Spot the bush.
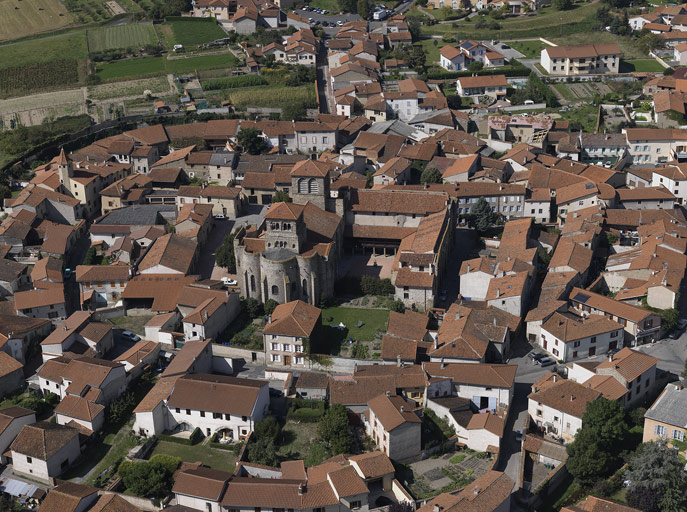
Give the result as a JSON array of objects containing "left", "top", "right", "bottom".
[
  {"left": 360, "top": 276, "right": 395, "bottom": 296},
  {"left": 189, "top": 427, "right": 204, "bottom": 445},
  {"left": 202, "top": 74, "right": 268, "bottom": 90},
  {"left": 148, "top": 454, "right": 181, "bottom": 475}
]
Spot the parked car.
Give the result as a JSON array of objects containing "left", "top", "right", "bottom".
[
  {"left": 322, "top": 21, "right": 329, "bottom": 26},
  {"left": 222, "top": 277, "right": 238, "bottom": 287},
  {"left": 63, "top": 268, "right": 72, "bottom": 279},
  {"left": 122, "top": 331, "right": 141, "bottom": 342},
  {"left": 528, "top": 351, "right": 545, "bottom": 362},
  {"left": 669, "top": 327, "right": 684, "bottom": 340},
  {"left": 515, "top": 429, "right": 523, "bottom": 442},
  {"left": 337, "top": 20, "right": 344, "bottom": 25},
  {"left": 214, "top": 213, "right": 226, "bottom": 219},
  {"left": 439, "top": 289, "right": 447, "bottom": 301},
  {"left": 322, "top": 9, "right": 329, "bottom": 13},
  {"left": 538, "top": 357, "right": 556, "bottom": 367}
]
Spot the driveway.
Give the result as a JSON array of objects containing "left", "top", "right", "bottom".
[
  {"left": 196, "top": 218, "right": 236, "bottom": 280},
  {"left": 488, "top": 42, "right": 525, "bottom": 61},
  {"left": 294, "top": 8, "right": 361, "bottom": 26}
]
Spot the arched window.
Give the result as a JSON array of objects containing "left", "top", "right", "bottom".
[
  {"left": 302, "top": 279, "right": 308, "bottom": 299},
  {"left": 298, "top": 178, "right": 307, "bottom": 193},
  {"left": 250, "top": 275, "right": 256, "bottom": 292},
  {"left": 271, "top": 285, "right": 279, "bottom": 295},
  {"left": 308, "top": 178, "right": 319, "bottom": 194}
]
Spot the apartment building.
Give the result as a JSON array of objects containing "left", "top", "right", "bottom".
[{"left": 540, "top": 43, "right": 620, "bottom": 76}]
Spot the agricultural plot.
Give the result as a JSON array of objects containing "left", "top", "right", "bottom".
[
  {"left": 0, "top": 88, "right": 86, "bottom": 128},
  {"left": 552, "top": 81, "right": 613, "bottom": 102},
  {"left": 0, "top": 60, "right": 81, "bottom": 99},
  {"left": 96, "top": 53, "right": 240, "bottom": 80},
  {"left": 167, "top": 18, "right": 228, "bottom": 47},
  {"left": 0, "top": 0, "right": 72, "bottom": 42},
  {"left": 87, "top": 22, "right": 157, "bottom": 52},
  {"left": 87, "top": 75, "right": 172, "bottom": 100},
  {"left": 63, "top": 0, "right": 113, "bottom": 23},
  {"left": 0, "top": 32, "right": 87, "bottom": 69},
  {"left": 621, "top": 59, "right": 667, "bottom": 73},
  {"left": 227, "top": 85, "right": 317, "bottom": 110}
]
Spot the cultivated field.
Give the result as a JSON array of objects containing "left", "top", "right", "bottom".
[
  {"left": 87, "top": 75, "right": 173, "bottom": 100},
  {"left": 96, "top": 53, "right": 241, "bottom": 80},
  {"left": 552, "top": 81, "right": 613, "bottom": 101},
  {"left": 87, "top": 22, "right": 157, "bottom": 52},
  {"left": 0, "top": 0, "right": 72, "bottom": 41},
  {"left": 0, "top": 88, "right": 86, "bottom": 127},
  {"left": 0, "top": 32, "right": 87, "bottom": 69}
]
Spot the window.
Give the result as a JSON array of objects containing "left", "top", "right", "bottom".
[
  {"left": 536, "top": 409, "right": 542, "bottom": 417},
  {"left": 611, "top": 331, "right": 618, "bottom": 338},
  {"left": 350, "top": 501, "right": 362, "bottom": 509},
  {"left": 283, "top": 344, "right": 291, "bottom": 352},
  {"left": 186, "top": 409, "right": 191, "bottom": 415},
  {"left": 26, "top": 456, "right": 32, "bottom": 463},
  {"left": 242, "top": 416, "right": 248, "bottom": 422},
  {"left": 271, "top": 285, "right": 279, "bottom": 295},
  {"left": 573, "top": 341, "right": 580, "bottom": 348},
  {"left": 176, "top": 408, "right": 180, "bottom": 413},
  {"left": 655, "top": 424, "right": 667, "bottom": 437},
  {"left": 272, "top": 354, "right": 281, "bottom": 362},
  {"left": 272, "top": 343, "right": 279, "bottom": 350},
  {"left": 590, "top": 336, "right": 596, "bottom": 343},
  {"left": 672, "top": 429, "right": 684, "bottom": 441},
  {"left": 213, "top": 412, "right": 222, "bottom": 419},
  {"left": 573, "top": 351, "right": 578, "bottom": 358}
]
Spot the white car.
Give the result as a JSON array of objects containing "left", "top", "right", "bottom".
[
  {"left": 337, "top": 20, "right": 344, "bottom": 26},
  {"left": 214, "top": 213, "right": 226, "bottom": 219},
  {"left": 222, "top": 277, "right": 238, "bottom": 287},
  {"left": 122, "top": 331, "right": 141, "bottom": 342}
]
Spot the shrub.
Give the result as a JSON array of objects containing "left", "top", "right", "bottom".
[
  {"left": 287, "top": 408, "right": 323, "bottom": 422},
  {"left": 148, "top": 454, "right": 181, "bottom": 474},
  {"left": 360, "top": 276, "right": 395, "bottom": 296},
  {"left": 189, "top": 427, "right": 204, "bottom": 445}
]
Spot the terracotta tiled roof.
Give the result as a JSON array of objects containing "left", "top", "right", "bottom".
[
  {"left": 263, "top": 300, "right": 321, "bottom": 337},
  {"left": 11, "top": 421, "right": 78, "bottom": 460},
  {"left": 542, "top": 312, "right": 622, "bottom": 342},
  {"left": 528, "top": 379, "right": 600, "bottom": 419},
  {"left": 38, "top": 482, "right": 97, "bottom": 512},
  {"left": 595, "top": 346, "right": 659, "bottom": 383},
  {"left": 173, "top": 467, "right": 230, "bottom": 501},
  {"left": 166, "top": 373, "right": 266, "bottom": 416}
]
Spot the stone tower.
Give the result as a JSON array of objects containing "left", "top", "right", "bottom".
[
  {"left": 56, "top": 148, "right": 72, "bottom": 187},
  {"left": 290, "top": 159, "right": 330, "bottom": 211},
  {"left": 264, "top": 202, "right": 306, "bottom": 253}
]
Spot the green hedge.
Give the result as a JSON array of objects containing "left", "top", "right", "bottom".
[
  {"left": 165, "top": 16, "right": 219, "bottom": 23},
  {"left": 426, "top": 65, "right": 530, "bottom": 80},
  {"left": 202, "top": 74, "right": 268, "bottom": 90},
  {"left": 158, "top": 427, "right": 203, "bottom": 446},
  {"left": 287, "top": 408, "right": 324, "bottom": 423}
]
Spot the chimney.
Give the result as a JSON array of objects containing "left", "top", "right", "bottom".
[
  {"left": 493, "top": 317, "right": 496, "bottom": 325},
  {"left": 473, "top": 487, "right": 480, "bottom": 496},
  {"left": 400, "top": 406, "right": 405, "bottom": 413},
  {"left": 298, "top": 483, "right": 306, "bottom": 495},
  {"left": 433, "top": 339, "right": 438, "bottom": 350},
  {"left": 467, "top": 263, "right": 470, "bottom": 272},
  {"left": 434, "top": 506, "right": 440, "bottom": 512},
  {"left": 397, "top": 354, "right": 402, "bottom": 367},
  {"left": 496, "top": 288, "right": 500, "bottom": 298},
  {"left": 386, "top": 390, "right": 391, "bottom": 397},
  {"left": 440, "top": 358, "right": 446, "bottom": 369},
  {"left": 553, "top": 375, "right": 557, "bottom": 382},
  {"left": 570, "top": 395, "right": 574, "bottom": 402}
]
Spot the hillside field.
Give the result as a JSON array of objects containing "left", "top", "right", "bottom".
[{"left": 0, "top": 0, "right": 73, "bottom": 41}]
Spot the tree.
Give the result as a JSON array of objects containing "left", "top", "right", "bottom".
[
  {"left": 407, "top": 45, "right": 426, "bottom": 69},
  {"left": 318, "top": 404, "right": 354, "bottom": 455},
  {"left": 552, "top": 0, "right": 573, "bottom": 9},
  {"left": 467, "top": 61, "right": 484, "bottom": 72},
  {"left": 244, "top": 298, "right": 264, "bottom": 318},
  {"left": 215, "top": 233, "right": 236, "bottom": 272},
  {"left": 602, "top": 0, "right": 631, "bottom": 8},
  {"left": 470, "top": 197, "right": 498, "bottom": 232},
  {"left": 264, "top": 299, "right": 279, "bottom": 316},
  {"left": 390, "top": 299, "right": 405, "bottom": 313},
  {"left": 83, "top": 246, "right": 97, "bottom": 265},
  {"left": 118, "top": 460, "right": 174, "bottom": 497},
  {"left": 566, "top": 398, "right": 629, "bottom": 485},
  {"left": 638, "top": 32, "right": 663, "bottom": 54},
  {"left": 351, "top": 343, "right": 370, "bottom": 359},
  {"left": 340, "top": 0, "right": 357, "bottom": 12},
  {"left": 389, "top": 503, "right": 415, "bottom": 512},
  {"left": 421, "top": 167, "right": 443, "bottom": 184},
  {"left": 272, "top": 190, "right": 292, "bottom": 203},
  {"left": 238, "top": 128, "right": 267, "bottom": 155},
  {"left": 357, "top": 0, "right": 369, "bottom": 18},
  {"left": 625, "top": 441, "right": 687, "bottom": 512},
  {"left": 662, "top": 308, "right": 678, "bottom": 331},
  {"left": 254, "top": 417, "right": 281, "bottom": 443},
  {"left": 247, "top": 437, "right": 279, "bottom": 466}
]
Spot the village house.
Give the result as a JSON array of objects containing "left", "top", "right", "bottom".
[
  {"left": 528, "top": 375, "right": 601, "bottom": 443},
  {"left": 540, "top": 311, "right": 624, "bottom": 362},
  {"left": 0, "top": 407, "right": 35, "bottom": 465},
  {"left": 263, "top": 300, "right": 321, "bottom": 368},
  {"left": 10, "top": 422, "right": 81, "bottom": 484},
  {"left": 365, "top": 392, "right": 421, "bottom": 462},
  {"left": 76, "top": 265, "right": 131, "bottom": 308},
  {"left": 456, "top": 75, "right": 508, "bottom": 101},
  {"left": 40, "top": 311, "right": 114, "bottom": 362},
  {"left": 134, "top": 373, "right": 269, "bottom": 440},
  {"left": 0, "top": 352, "right": 24, "bottom": 399},
  {"left": 643, "top": 382, "right": 687, "bottom": 445}
]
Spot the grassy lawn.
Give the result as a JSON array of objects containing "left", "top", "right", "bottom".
[
  {"left": 552, "top": 32, "right": 647, "bottom": 60},
  {"left": 218, "top": 311, "right": 264, "bottom": 350},
  {"left": 306, "top": 0, "right": 341, "bottom": 11},
  {"left": 226, "top": 84, "right": 316, "bottom": 109},
  {"left": 278, "top": 421, "right": 321, "bottom": 463},
  {"left": 96, "top": 53, "right": 240, "bottom": 80},
  {"left": 76, "top": 429, "right": 139, "bottom": 485},
  {"left": 149, "top": 440, "right": 237, "bottom": 472},
  {"left": 558, "top": 104, "right": 598, "bottom": 132},
  {"left": 87, "top": 76, "right": 171, "bottom": 100},
  {"left": 414, "top": 39, "right": 443, "bottom": 66},
  {"left": 552, "top": 82, "right": 576, "bottom": 101},
  {"left": 321, "top": 307, "right": 389, "bottom": 342},
  {"left": 507, "top": 40, "right": 549, "bottom": 59},
  {"left": 422, "top": 1, "right": 598, "bottom": 38},
  {"left": 621, "top": 59, "right": 666, "bottom": 73},
  {"left": 167, "top": 18, "right": 227, "bottom": 47},
  {"left": 109, "top": 314, "right": 155, "bottom": 335},
  {"left": 87, "top": 23, "right": 157, "bottom": 52}
]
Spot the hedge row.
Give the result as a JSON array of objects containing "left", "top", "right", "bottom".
[
  {"left": 287, "top": 408, "right": 324, "bottom": 423},
  {"left": 426, "top": 63, "right": 530, "bottom": 80}
]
